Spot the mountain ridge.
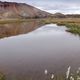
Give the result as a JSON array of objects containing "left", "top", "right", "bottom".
[{"left": 0, "top": 1, "right": 52, "bottom": 19}]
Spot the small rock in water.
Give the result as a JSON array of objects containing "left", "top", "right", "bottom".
[
  {"left": 78, "top": 67, "right": 80, "bottom": 71},
  {"left": 77, "top": 70, "right": 79, "bottom": 74},
  {"left": 70, "top": 76, "right": 74, "bottom": 80},
  {"left": 51, "top": 74, "right": 54, "bottom": 79},
  {"left": 77, "top": 67, "right": 80, "bottom": 74},
  {"left": 44, "top": 69, "right": 48, "bottom": 75}
]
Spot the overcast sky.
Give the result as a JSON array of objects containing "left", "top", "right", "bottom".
[{"left": 1, "top": 0, "right": 80, "bottom": 14}]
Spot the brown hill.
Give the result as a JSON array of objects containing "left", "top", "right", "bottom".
[
  {"left": 0, "top": 1, "right": 51, "bottom": 19},
  {"left": 52, "top": 13, "right": 66, "bottom": 18},
  {"left": 52, "top": 12, "right": 80, "bottom": 18}
]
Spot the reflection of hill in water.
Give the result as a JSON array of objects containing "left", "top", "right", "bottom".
[{"left": 0, "top": 21, "right": 44, "bottom": 39}]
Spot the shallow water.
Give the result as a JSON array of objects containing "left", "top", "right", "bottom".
[{"left": 0, "top": 22, "right": 80, "bottom": 80}]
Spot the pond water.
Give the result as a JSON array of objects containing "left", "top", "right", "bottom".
[{"left": 0, "top": 21, "right": 80, "bottom": 80}]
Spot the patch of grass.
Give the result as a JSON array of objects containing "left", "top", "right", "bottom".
[
  {"left": 65, "top": 23, "right": 80, "bottom": 36},
  {"left": 39, "top": 18, "right": 80, "bottom": 36},
  {"left": 0, "top": 72, "right": 5, "bottom": 80},
  {"left": 0, "top": 19, "right": 27, "bottom": 24}
]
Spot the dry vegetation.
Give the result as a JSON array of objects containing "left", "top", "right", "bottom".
[{"left": 0, "top": 18, "right": 80, "bottom": 36}]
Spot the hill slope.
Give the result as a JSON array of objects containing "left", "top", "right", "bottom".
[{"left": 0, "top": 1, "right": 51, "bottom": 19}]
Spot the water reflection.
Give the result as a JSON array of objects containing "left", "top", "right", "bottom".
[
  {"left": 0, "top": 23, "right": 80, "bottom": 80},
  {"left": 32, "top": 24, "right": 67, "bottom": 35},
  {"left": 0, "top": 21, "right": 80, "bottom": 39},
  {"left": 0, "top": 21, "right": 44, "bottom": 39}
]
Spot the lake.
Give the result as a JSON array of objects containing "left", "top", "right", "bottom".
[{"left": 0, "top": 21, "right": 80, "bottom": 80}]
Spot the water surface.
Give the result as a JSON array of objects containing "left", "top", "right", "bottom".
[{"left": 0, "top": 22, "right": 80, "bottom": 80}]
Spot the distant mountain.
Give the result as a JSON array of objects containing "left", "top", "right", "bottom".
[
  {"left": 0, "top": 1, "right": 52, "bottom": 19},
  {"left": 52, "top": 12, "right": 80, "bottom": 18},
  {"left": 52, "top": 13, "right": 66, "bottom": 18},
  {"left": 66, "top": 14, "right": 80, "bottom": 18}
]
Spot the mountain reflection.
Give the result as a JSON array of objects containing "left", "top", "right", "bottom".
[{"left": 0, "top": 21, "right": 44, "bottom": 39}]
